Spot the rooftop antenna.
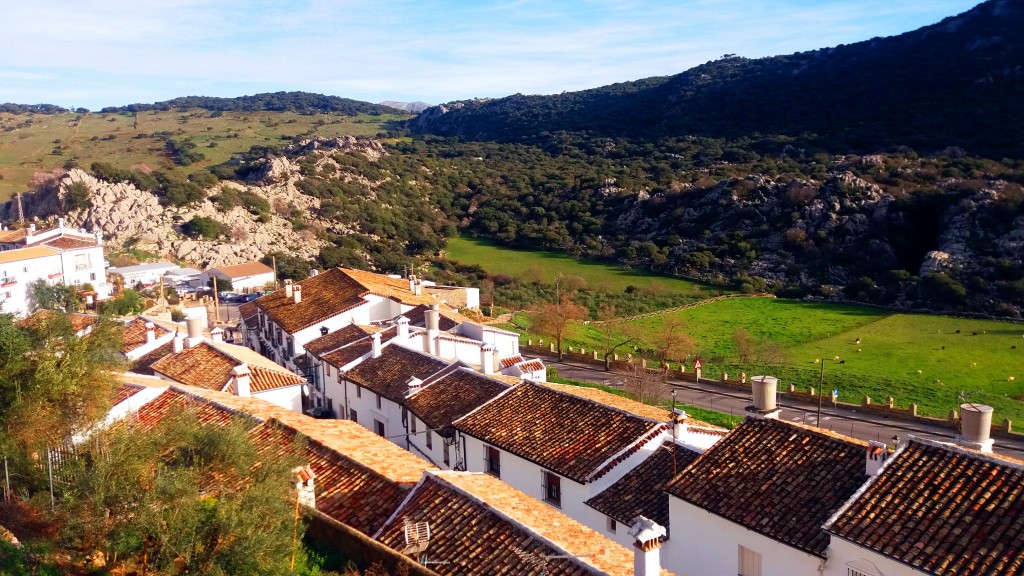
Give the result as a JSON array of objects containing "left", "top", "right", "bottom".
[
  {"left": 401, "top": 518, "right": 448, "bottom": 567},
  {"left": 512, "top": 544, "right": 595, "bottom": 575},
  {"left": 955, "top": 390, "right": 981, "bottom": 434}
]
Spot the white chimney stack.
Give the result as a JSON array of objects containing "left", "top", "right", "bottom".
[
  {"left": 210, "top": 327, "right": 224, "bottom": 343},
  {"left": 413, "top": 280, "right": 422, "bottom": 296},
  {"left": 173, "top": 330, "right": 184, "bottom": 353},
  {"left": 408, "top": 274, "right": 417, "bottom": 293},
  {"left": 956, "top": 403, "right": 994, "bottom": 453},
  {"left": 293, "top": 284, "right": 302, "bottom": 304},
  {"left": 628, "top": 516, "right": 666, "bottom": 576},
  {"left": 422, "top": 304, "right": 441, "bottom": 356},
  {"left": 748, "top": 375, "right": 780, "bottom": 419},
  {"left": 371, "top": 331, "right": 382, "bottom": 359},
  {"left": 396, "top": 315, "right": 410, "bottom": 341},
  {"left": 284, "top": 279, "right": 293, "bottom": 298},
  {"left": 144, "top": 321, "right": 156, "bottom": 344},
  {"left": 865, "top": 440, "right": 890, "bottom": 475},
  {"left": 185, "top": 316, "right": 204, "bottom": 348},
  {"left": 480, "top": 344, "right": 496, "bottom": 375},
  {"left": 673, "top": 408, "right": 688, "bottom": 439},
  {"left": 231, "top": 363, "right": 251, "bottom": 397},
  {"left": 292, "top": 465, "right": 316, "bottom": 509}
]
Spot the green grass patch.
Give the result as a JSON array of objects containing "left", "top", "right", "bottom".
[{"left": 446, "top": 236, "right": 721, "bottom": 296}]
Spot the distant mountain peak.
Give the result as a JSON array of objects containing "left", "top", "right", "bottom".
[{"left": 379, "top": 100, "right": 432, "bottom": 113}]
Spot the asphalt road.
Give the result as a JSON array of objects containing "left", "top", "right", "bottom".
[{"left": 544, "top": 355, "right": 1024, "bottom": 460}]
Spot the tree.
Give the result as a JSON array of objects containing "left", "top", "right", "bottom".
[
  {"left": 733, "top": 327, "right": 788, "bottom": 366},
  {"left": 530, "top": 294, "right": 586, "bottom": 360},
  {"left": 649, "top": 316, "right": 697, "bottom": 368},
  {"left": 28, "top": 279, "right": 82, "bottom": 313},
  {"left": 734, "top": 328, "right": 756, "bottom": 364},
  {"left": 100, "top": 289, "right": 146, "bottom": 316},
  {"left": 623, "top": 362, "right": 669, "bottom": 405},
  {"left": 62, "top": 180, "right": 92, "bottom": 212},
  {"left": 182, "top": 216, "right": 227, "bottom": 239},
  {"left": 209, "top": 275, "right": 233, "bottom": 292},
  {"left": 595, "top": 305, "right": 641, "bottom": 371},
  {"left": 54, "top": 411, "right": 307, "bottom": 575}
]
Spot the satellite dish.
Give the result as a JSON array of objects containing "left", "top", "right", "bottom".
[{"left": 301, "top": 384, "right": 310, "bottom": 396}]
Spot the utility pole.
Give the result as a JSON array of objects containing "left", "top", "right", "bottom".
[
  {"left": 816, "top": 359, "right": 825, "bottom": 427},
  {"left": 212, "top": 275, "right": 221, "bottom": 324},
  {"left": 272, "top": 256, "right": 278, "bottom": 290}
]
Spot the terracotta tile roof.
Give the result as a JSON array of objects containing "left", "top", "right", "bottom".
[
  {"left": 454, "top": 382, "right": 667, "bottom": 484},
  {"left": 150, "top": 341, "right": 303, "bottom": 393},
  {"left": 0, "top": 228, "right": 27, "bottom": 243},
  {"left": 18, "top": 310, "right": 98, "bottom": 333},
  {"left": 825, "top": 438, "right": 1024, "bottom": 575},
  {"left": 499, "top": 355, "right": 525, "bottom": 368},
  {"left": 121, "top": 316, "right": 173, "bottom": 354},
  {"left": 131, "top": 341, "right": 176, "bottom": 374},
  {"left": 405, "top": 367, "right": 511, "bottom": 437},
  {"left": 112, "top": 387, "right": 244, "bottom": 431},
  {"left": 540, "top": 382, "right": 673, "bottom": 424},
  {"left": 255, "top": 268, "right": 370, "bottom": 333},
  {"left": 304, "top": 324, "right": 374, "bottom": 357},
  {"left": 401, "top": 305, "right": 462, "bottom": 330},
  {"left": 41, "top": 236, "right": 97, "bottom": 250},
  {"left": 212, "top": 260, "right": 274, "bottom": 279},
  {"left": 517, "top": 359, "right": 545, "bottom": 373},
  {"left": 0, "top": 245, "right": 59, "bottom": 264},
  {"left": 339, "top": 268, "right": 440, "bottom": 307},
  {"left": 238, "top": 301, "right": 259, "bottom": 329},
  {"left": 344, "top": 344, "right": 453, "bottom": 404},
  {"left": 376, "top": 471, "right": 669, "bottom": 576},
  {"left": 586, "top": 442, "right": 701, "bottom": 530},
  {"left": 322, "top": 341, "right": 372, "bottom": 369},
  {"left": 666, "top": 417, "right": 868, "bottom": 557},
  {"left": 111, "top": 383, "right": 147, "bottom": 406}
]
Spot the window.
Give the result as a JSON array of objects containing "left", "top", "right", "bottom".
[
  {"left": 374, "top": 420, "right": 385, "bottom": 437},
  {"left": 542, "top": 471, "right": 561, "bottom": 508},
  {"left": 411, "top": 416, "right": 417, "bottom": 434},
  {"left": 355, "top": 385, "right": 362, "bottom": 398},
  {"left": 89, "top": 272, "right": 96, "bottom": 281},
  {"left": 286, "top": 337, "right": 294, "bottom": 358},
  {"left": 738, "top": 545, "right": 762, "bottom": 576},
  {"left": 349, "top": 408, "right": 358, "bottom": 423},
  {"left": 326, "top": 398, "right": 333, "bottom": 416},
  {"left": 485, "top": 446, "right": 501, "bottom": 477},
  {"left": 607, "top": 517, "right": 617, "bottom": 533},
  {"left": 375, "top": 394, "right": 382, "bottom": 409},
  {"left": 426, "top": 430, "right": 432, "bottom": 450},
  {"left": 325, "top": 364, "right": 331, "bottom": 377},
  {"left": 443, "top": 441, "right": 450, "bottom": 466}
]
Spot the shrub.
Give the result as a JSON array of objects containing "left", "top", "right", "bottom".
[{"left": 182, "top": 216, "right": 227, "bottom": 239}]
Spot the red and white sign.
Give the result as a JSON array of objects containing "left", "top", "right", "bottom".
[{"left": 693, "top": 359, "right": 702, "bottom": 370}]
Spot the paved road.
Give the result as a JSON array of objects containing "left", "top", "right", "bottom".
[{"left": 544, "top": 355, "right": 1024, "bottom": 459}]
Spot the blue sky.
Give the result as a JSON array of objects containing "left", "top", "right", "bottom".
[{"left": 0, "top": 0, "right": 981, "bottom": 110}]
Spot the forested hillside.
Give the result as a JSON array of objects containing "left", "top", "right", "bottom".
[{"left": 410, "top": 0, "right": 1024, "bottom": 159}]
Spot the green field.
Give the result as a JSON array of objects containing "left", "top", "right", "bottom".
[
  {"left": 446, "top": 236, "right": 720, "bottom": 296},
  {"left": 447, "top": 239, "right": 1024, "bottom": 422},
  {"left": 0, "top": 110, "right": 403, "bottom": 199}
]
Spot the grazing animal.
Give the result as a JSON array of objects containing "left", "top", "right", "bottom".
[
  {"left": 972, "top": 332, "right": 978, "bottom": 336},
  {"left": 855, "top": 338, "right": 861, "bottom": 344},
  {"left": 955, "top": 330, "right": 961, "bottom": 334},
  {"left": 942, "top": 346, "right": 945, "bottom": 350},
  {"left": 1012, "top": 345, "right": 1017, "bottom": 349},
  {"left": 833, "top": 355, "right": 840, "bottom": 361},
  {"left": 1010, "top": 376, "right": 1016, "bottom": 382},
  {"left": 839, "top": 360, "right": 846, "bottom": 364},
  {"left": 917, "top": 369, "right": 923, "bottom": 374}
]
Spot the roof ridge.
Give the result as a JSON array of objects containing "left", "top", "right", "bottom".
[
  {"left": 166, "top": 385, "right": 266, "bottom": 422},
  {"left": 538, "top": 381, "right": 665, "bottom": 425},
  {"left": 822, "top": 439, "right": 910, "bottom": 532}
]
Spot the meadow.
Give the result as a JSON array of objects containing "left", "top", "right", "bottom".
[
  {"left": 447, "top": 240, "right": 1024, "bottom": 422},
  {"left": 0, "top": 110, "right": 402, "bottom": 199},
  {"left": 446, "top": 236, "right": 719, "bottom": 296}
]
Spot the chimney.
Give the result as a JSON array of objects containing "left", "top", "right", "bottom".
[
  {"left": 422, "top": 304, "right": 441, "bottom": 356},
  {"left": 865, "top": 440, "right": 890, "bottom": 475},
  {"left": 956, "top": 403, "right": 994, "bottom": 453},
  {"left": 231, "top": 363, "right": 251, "bottom": 397},
  {"left": 173, "top": 329, "right": 184, "bottom": 353},
  {"left": 94, "top": 231, "right": 103, "bottom": 246},
  {"left": 293, "top": 284, "right": 302, "bottom": 304},
  {"left": 747, "top": 375, "right": 780, "bottom": 419},
  {"left": 371, "top": 331, "right": 382, "bottom": 358},
  {"left": 185, "top": 316, "right": 204, "bottom": 348},
  {"left": 480, "top": 344, "right": 496, "bottom": 375},
  {"left": 413, "top": 280, "right": 422, "bottom": 296},
  {"left": 57, "top": 217, "right": 65, "bottom": 230},
  {"left": 628, "top": 516, "right": 666, "bottom": 576},
  {"left": 292, "top": 465, "right": 316, "bottom": 509},
  {"left": 408, "top": 274, "right": 417, "bottom": 293},
  {"left": 144, "top": 321, "right": 156, "bottom": 344},
  {"left": 406, "top": 376, "right": 423, "bottom": 396},
  {"left": 673, "top": 408, "right": 688, "bottom": 438},
  {"left": 210, "top": 327, "right": 224, "bottom": 343},
  {"left": 396, "top": 315, "right": 410, "bottom": 341},
  {"left": 284, "top": 279, "right": 293, "bottom": 298}
]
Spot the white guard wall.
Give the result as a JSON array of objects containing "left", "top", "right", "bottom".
[
  {"left": 666, "top": 497, "right": 824, "bottom": 576},
  {"left": 252, "top": 385, "right": 303, "bottom": 412},
  {"left": 0, "top": 254, "right": 63, "bottom": 316},
  {"left": 59, "top": 246, "right": 111, "bottom": 298},
  {"left": 458, "top": 324, "right": 520, "bottom": 357},
  {"left": 825, "top": 536, "right": 924, "bottom": 576}
]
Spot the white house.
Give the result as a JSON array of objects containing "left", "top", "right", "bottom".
[
  {"left": 452, "top": 381, "right": 673, "bottom": 537},
  {"left": 0, "top": 221, "right": 111, "bottom": 315},
  {"left": 199, "top": 260, "right": 275, "bottom": 292},
  {"left": 108, "top": 261, "right": 179, "bottom": 288},
  {"left": 663, "top": 416, "right": 871, "bottom": 576}
]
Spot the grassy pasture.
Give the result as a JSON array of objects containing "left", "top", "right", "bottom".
[
  {"left": 449, "top": 240, "right": 1024, "bottom": 422},
  {"left": 0, "top": 110, "right": 402, "bottom": 199},
  {"left": 446, "top": 236, "right": 719, "bottom": 296}
]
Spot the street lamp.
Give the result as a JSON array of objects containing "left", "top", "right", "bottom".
[{"left": 816, "top": 359, "right": 825, "bottom": 427}]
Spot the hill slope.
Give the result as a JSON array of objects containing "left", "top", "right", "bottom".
[{"left": 410, "top": 0, "right": 1024, "bottom": 158}]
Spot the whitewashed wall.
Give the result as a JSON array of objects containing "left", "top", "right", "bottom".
[
  {"left": 252, "top": 385, "right": 302, "bottom": 412},
  {"left": 825, "top": 536, "right": 923, "bottom": 576}
]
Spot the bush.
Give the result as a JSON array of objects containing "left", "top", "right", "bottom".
[
  {"left": 63, "top": 181, "right": 92, "bottom": 211},
  {"left": 182, "top": 216, "right": 227, "bottom": 239}
]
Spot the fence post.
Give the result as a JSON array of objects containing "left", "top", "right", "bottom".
[
  {"left": 47, "top": 447, "right": 55, "bottom": 509},
  {"left": 3, "top": 457, "right": 8, "bottom": 504}
]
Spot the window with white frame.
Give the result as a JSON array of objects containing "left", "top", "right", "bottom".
[
  {"left": 607, "top": 517, "right": 617, "bottom": 533},
  {"left": 411, "top": 416, "right": 417, "bottom": 434},
  {"left": 374, "top": 419, "right": 385, "bottom": 437},
  {"left": 443, "top": 441, "right": 450, "bottom": 465},
  {"left": 738, "top": 545, "right": 762, "bottom": 576},
  {"left": 355, "top": 384, "right": 362, "bottom": 398},
  {"left": 375, "top": 394, "right": 382, "bottom": 409},
  {"left": 349, "top": 408, "right": 358, "bottom": 423},
  {"left": 426, "top": 430, "right": 432, "bottom": 449},
  {"left": 485, "top": 446, "right": 501, "bottom": 477}
]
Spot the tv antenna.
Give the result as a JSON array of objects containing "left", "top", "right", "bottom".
[
  {"left": 512, "top": 545, "right": 595, "bottom": 575},
  {"left": 954, "top": 390, "right": 982, "bottom": 433},
  {"left": 401, "top": 518, "right": 449, "bottom": 567}
]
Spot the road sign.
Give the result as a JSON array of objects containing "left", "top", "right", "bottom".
[{"left": 693, "top": 358, "right": 702, "bottom": 370}]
